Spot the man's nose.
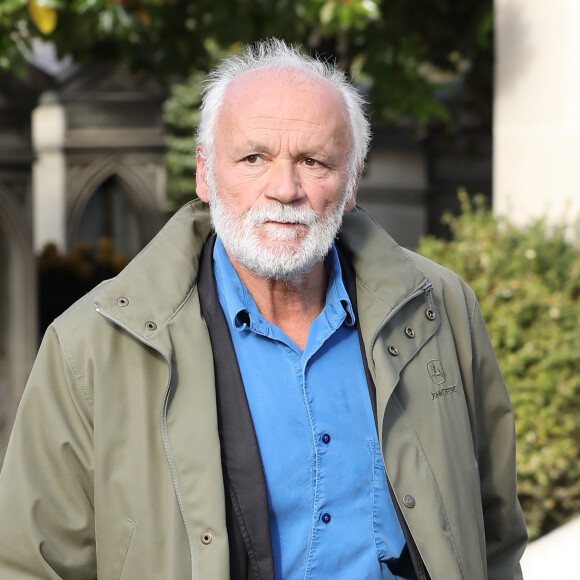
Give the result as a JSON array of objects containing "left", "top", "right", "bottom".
[{"left": 267, "top": 162, "right": 305, "bottom": 203}]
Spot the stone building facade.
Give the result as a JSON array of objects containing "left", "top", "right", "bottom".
[{"left": 0, "top": 64, "right": 168, "bottom": 464}]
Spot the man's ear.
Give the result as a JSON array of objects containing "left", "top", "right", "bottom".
[
  {"left": 344, "top": 195, "right": 356, "bottom": 213},
  {"left": 343, "top": 168, "right": 362, "bottom": 213},
  {"left": 195, "top": 146, "right": 210, "bottom": 203}
]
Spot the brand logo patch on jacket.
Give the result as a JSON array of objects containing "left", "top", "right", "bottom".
[
  {"left": 427, "top": 359, "right": 445, "bottom": 385},
  {"left": 431, "top": 385, "right": 457, "bottom": 400}
]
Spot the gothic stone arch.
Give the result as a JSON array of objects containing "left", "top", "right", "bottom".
[{"left": 66, "top": 155, "right": 164, "bottom": 256}]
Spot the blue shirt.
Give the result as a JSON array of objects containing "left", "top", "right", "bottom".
[{"left": 213, "top": 238, "right": 407, "bottom": 580}]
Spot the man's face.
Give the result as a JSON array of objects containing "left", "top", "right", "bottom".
[{"left": 196, "top": 69, "right": 356, "bottom": 282}]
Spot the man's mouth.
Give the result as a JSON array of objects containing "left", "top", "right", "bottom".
[{"left": 257, "top": 220, "right": 309, "bottom": 241}]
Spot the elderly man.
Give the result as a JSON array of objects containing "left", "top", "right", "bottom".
[{"left": 0, "top": 40, "right": 526, "bottom": 579}]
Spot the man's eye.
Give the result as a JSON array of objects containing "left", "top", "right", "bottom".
[
  {"left": 304, "top": 158, "right": 319, "bottom": 167},
  {"left": 245, "top": 154, "right": 261, "bottom": 164}
]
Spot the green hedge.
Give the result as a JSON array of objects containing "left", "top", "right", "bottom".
[{"left": 416, "top": 191, "right": 580, "bottom": 540}]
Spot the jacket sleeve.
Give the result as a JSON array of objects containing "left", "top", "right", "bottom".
[
  {"left": 469, "top": 296, "right": 528, "bottom": 579},
  {"left": 0, "top": 324, "right": 97, "bottom": 579}
]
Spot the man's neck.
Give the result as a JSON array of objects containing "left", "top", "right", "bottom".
[{"left": 227, "top": 255, "right": 328, "bottom": 351}]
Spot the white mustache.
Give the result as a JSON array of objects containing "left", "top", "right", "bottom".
[{"left": 243, "top": 204, "right": 319, "bottom": 227}]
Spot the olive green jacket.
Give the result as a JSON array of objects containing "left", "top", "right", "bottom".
[{"left": 0, "top": 201, "right": 526, "bottom": 579}]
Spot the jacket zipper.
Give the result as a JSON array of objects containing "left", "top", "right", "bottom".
[
  {"left": 95, "top": 305, "right": 197, "bottom": 580},
  {"left": 369, "top": 281, "right": 433, "bottom": 371}
]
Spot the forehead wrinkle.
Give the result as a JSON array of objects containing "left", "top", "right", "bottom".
[
  {"left": 257, "top": 128, "right": 321, "bottom": 147},
  {"left": 246, "top": 114, "right": 324, "bottom": 127},
  {"left": 251, "top": 126, "right": 319, "bottom": 136},
  {"left": 244, "top": 135, "right": 314, "bottom": 156}
]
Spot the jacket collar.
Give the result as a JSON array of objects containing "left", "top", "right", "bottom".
[
  {"left": 94, "top": 201, "right": 430, "bottom": 360},
  {"left": 93, "top": 201, "right": 213, "bottom": 359},
  {"left": 337, "top": 207, "right": 430, "bottom": 351},
  {"left": 338, "top": 207, "right": 428, "bottom": 310}
]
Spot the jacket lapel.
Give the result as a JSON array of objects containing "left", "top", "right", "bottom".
[{"left": 338, "top": 209, "right": 439, "bottom": 430}]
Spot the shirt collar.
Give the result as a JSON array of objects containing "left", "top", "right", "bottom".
[
  {"left": 325, "top": 244, "right": 356, "bottom": 327},
  {"left": 212, "top": 237, "right": 356, "bottom": 333}
]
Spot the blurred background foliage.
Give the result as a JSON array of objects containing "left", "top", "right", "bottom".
[
  {"left": 163, "top": 69, "right": 204, "bottom": 213},
  {"left": 1, "top": 0, "right": 492, "bottom": 124},
  {"left": 1, "top": 0, "right": 493, "bottom": 210},
  {"left": 417, "top": 191, "right": 580, "bottom": 541}
]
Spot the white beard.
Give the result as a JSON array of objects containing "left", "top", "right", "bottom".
[{"left": 208, "top": 183, "right": 347, "bottom": 284}]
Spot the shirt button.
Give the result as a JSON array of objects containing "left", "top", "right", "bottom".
[
  {"left": 321, "top": 512, "right": 331, "bottom": 524},
  {"left": 426, "top": 308, "right": 436, "bottom": 321},
  {"left": 403, "top": 494, "right": 416, "bottom": 509},
  {"left": 388, "top": 345, "right": 399, "bottom": 356},
  {"left": 321, "top": 433, "right": 331, "bottom": 445},
  {"left": 405, "top": 326, "right": 415, "bottom": 338}
]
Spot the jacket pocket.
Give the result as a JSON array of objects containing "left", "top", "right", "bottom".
[{"left": 109, "top": 517, "right": 136, "bottom": 580}]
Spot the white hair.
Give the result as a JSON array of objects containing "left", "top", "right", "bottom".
[{"left": 196, "top": 38, "right": 371, "bottom": 202}]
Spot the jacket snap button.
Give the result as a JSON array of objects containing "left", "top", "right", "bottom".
[
  {"left": 201, "top": 532, "right": 212, "bottom": 545},
  {"left": 405, "top": 327, "right": 415, "bottom": 338},
  {"left": 145, "top": 321, "right": 157, "bottom": 331},
  {"left": 117, "top": 297, "right": 129, "bottom": 307},
  {"left": 388, "top": 345, "right": 399, "bottom": 356},
  {"left": 403, "top": 494, "right": 416, "bottom": 508},
  {"left": 425, "top": 308, "right": 436, "bottom": 321}
]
